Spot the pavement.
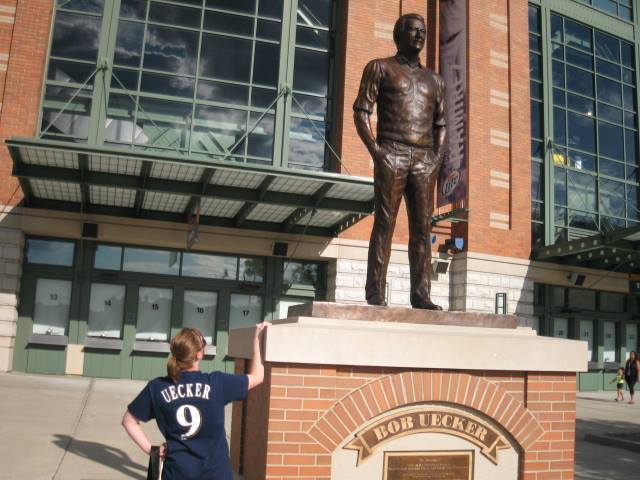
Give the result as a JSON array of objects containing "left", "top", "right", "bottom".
[
  {"left": 0, "top": 373, "right": 638, "bottom": 479},
  {"left": 575, "top": 390, "right": 640, "bottom": 480}
]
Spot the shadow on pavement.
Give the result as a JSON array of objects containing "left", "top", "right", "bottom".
[
  {"left": 52, "top": 434, "right": 146, "bottom": 480},
  {"left": 577, "top": 417, "right": 640, "bottom": 436},
  {"left": 575, "top": 418, "right": 640, "bottom": 480}
]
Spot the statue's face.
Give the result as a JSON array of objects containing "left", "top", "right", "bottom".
[{"left": 397, "top": 17, "right": 426, "bottom": 53}]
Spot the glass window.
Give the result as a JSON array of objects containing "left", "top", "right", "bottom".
[
  {"left": 183, "top": 290, "right": 218, "bottom": 345},
  {"left": 94, "top": 245, "right": 122, "bottom": 270},
  {"left": 229, "top": 294, "right": 263, "bottom": 329},
  {"left": 41, "top": 5, "right": 105, "bottom": 141},
  {"left": 50, "top": 11, "right": 102, "bottom": 62},
  {"left": 535, "top": 12, "right": 638, "bottom": 243},
  {"left": 239, "top": 258, "right": 264, "bottom": 282},
  {"left": 123, "top": 248, "right": 181, "bottom": 275},
  {"left": 603, "top": 320, "right": 617, "bottom": 362},
  {"left": 182, "top": 253, "right": 237, "bottom": 280},
  {"left": 530, "top": 6, "right": 543, "bottom": 249},
  {"left": 87, "top": 283, "right": 126, "bottom": 338},
  {"left": 283, "top": 261, "right": 320, "bottom": 286},
  {"left": 44, "top": 0, "right": 337, "bottom": 171},
  {"left": 136, "top": 286, "right": 173, "bottom": 341},
  {"left": 33, "top": 278, "right": 72, "bottom": 336},
  {"left": 278, "top": 297, "right": 306, "bottom": 319},
  {"left": 576, "top": 0, "right": 633, "bottom": 21},
  {"left": 569, "top": 288, "right": 597, "bottom": 309},
  {"left": 288, "top": 0, "right": 336, "bottom": 171},
  {"left": 601, "top": 292, "right": 625, "bottom": 311},
  {"left": 552, "top": 287, "right": 565, "bottom": 307},
  {"left": 26, "top": 239, "right": 75, "bottom": 266}
]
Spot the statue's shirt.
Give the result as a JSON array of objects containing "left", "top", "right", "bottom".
[{"left": 353, "top": 53, "right": 446, "bottom": 148}]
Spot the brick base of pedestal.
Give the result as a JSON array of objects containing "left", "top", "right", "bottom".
[{"left": 230, "top": 363, "right": 577, "bottom": 480}]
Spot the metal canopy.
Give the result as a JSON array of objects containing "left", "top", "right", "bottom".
[
  {"left": 532, "top": 225, "right": 640, "bottom": 273},
  {"left": 7, "top": 137, "right": 374, "bottom": 237}
]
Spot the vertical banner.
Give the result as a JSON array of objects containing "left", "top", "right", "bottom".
[{"left": 437, "top": 0, "right": 467, "bottom": 207}]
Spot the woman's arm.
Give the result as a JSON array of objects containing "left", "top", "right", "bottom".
[
  {"left": 121, "top": 410, "right": 152, "bottom": 455},
  {"left": 247, "top": 322, "right": 270, "bottom": 390}
]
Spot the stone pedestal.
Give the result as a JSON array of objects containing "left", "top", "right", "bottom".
[{"left": 228, "top": 303, "right": 587, "bottom": 480}]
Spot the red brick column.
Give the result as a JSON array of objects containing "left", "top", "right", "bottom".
[
  {"left": 232, "top": 363, "right": 577, "bottom": 480},
  {"left": 522, "top": 373, "right": 578, "bottom": 480},
  {"left": 0, "top": 0, "right": 53, "bottom": 205}
]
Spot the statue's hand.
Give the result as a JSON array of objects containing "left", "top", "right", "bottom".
[{"left": 371, "top": 142, "right": 386, "bottom": 162}]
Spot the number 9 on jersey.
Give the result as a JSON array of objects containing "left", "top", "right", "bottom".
[{"left": 176, "top": 405, "right": 203, "bottom": 440}]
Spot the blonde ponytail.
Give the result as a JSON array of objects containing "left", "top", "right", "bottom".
[
  {"left": 167, "top": 354, "right": 180, "bottom": 383},
  {"left": 167, "top": 328, "right": 206, "bottom": 382}
]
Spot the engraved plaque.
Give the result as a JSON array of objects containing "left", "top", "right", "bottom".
[{"left": 383, "top": 451, "right": 473, "bottom": 480}]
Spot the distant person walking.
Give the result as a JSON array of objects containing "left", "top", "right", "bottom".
[
  {"left": 122, "top": 324, "right": 269, "bottom": 479},
  {"left": 624, "top": 351, "right": 640, "bottom": 405},
  {"left": 609, "top": 367, "right": 625, "bottom": 402}
]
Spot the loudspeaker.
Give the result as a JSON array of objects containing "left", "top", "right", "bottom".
[
  {"left": 568, "top": 272, "right": 586, "bottom": 286},
  {"left": 82, "top": 222, "right": 98, "bottom": 238},
  {"left": 432, "top": 260, "right": 449, "bottom": 275},
  {"left": 273, "top": 242, "right": 288, "bottom": 257}
]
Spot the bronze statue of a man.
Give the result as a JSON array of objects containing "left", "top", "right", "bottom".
[{"left": 353, "top": 13, "right": 447, "bottom": 310}]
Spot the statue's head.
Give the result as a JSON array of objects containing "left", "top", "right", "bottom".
[{"left": 393, "top": 13, "right": 426, "bottom": 54}]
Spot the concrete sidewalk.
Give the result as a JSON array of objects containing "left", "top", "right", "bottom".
[
  {"left": 0, "top": 373, "right": 638, "bottom": 479},
  {"left": 575, "top": 390, "right": 640, "bottom": 480},
  {"left": 0, "top": 373, "right": 163, "bottom": 479}
]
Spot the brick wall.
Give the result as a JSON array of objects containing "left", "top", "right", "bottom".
[
  {"left": 0, "top": 0, "right": 51, "bottom": 372},
  {"left": 233, "top": 362, "right": 577, "bottom": 480},
  {"left": 466, "top": 0, "right": 532, "bottom": 259},
  {"left": 523, "top": 373, "right": 577, "bottom": 479},
  {"left": 0, "top": 0, "right": 53, "bottom": 206}
]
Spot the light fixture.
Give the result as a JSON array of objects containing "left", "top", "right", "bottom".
[
  {"left": 568, "top": 272, "right": 586, "bottom": 286},
  {"left": 444, "top": 237, "right": 464, "bottom": 252},
  {"left": 273, "top": 242, "right": 289, "bottom": 256},
  {"left": 495, "top": 293, "right": 507, "bottom": 314},
  {"left": 432, "top": 259, "right": 449, "bottom": 275}
]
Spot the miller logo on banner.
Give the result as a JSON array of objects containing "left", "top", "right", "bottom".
[{"left": 437, "top": 0, "right": 467, "bottom": 207}]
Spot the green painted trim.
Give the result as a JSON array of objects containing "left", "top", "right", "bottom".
[
  {"left": 13, "top": 162, "right": 371, "bottom": 214},
  {"left": 532, "top": 0, "right": 635, "bottom": 40},
  {"left": 90, "top": 0, "right": 120, "bottom": 145},
  {"left": 6, "top": 137, "right": 373, "bottom": 185}
]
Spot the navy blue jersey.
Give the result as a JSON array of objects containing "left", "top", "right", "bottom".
[{"left": 128, "top": 370, "right": 248, "bottom": 480}]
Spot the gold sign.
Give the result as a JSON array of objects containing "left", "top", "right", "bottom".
[
  {"left": 344, "top": 406, "right": 509, "bottom": 466},
  {"left": 384, "top": 451, "right": 473, "bottom": 480}
]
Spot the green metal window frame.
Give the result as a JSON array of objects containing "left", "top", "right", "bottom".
[
  {"left": 574, "top": 0, "right": 634, "bottom": 22},
  {"left": 39, "top": 0, "right": 341, "bottom": 172},
  {"left": 529, "top": 0, "right": 640, "bottom": 248},
  {"left": 13, "top": 236, "right": 328, "bottom": 378},
  {"left": 533, "top": 283, "right": 638, "bottom": 368}
]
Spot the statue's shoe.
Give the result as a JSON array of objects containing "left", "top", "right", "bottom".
[
  {"left": 412, "top": 298, "right": 442, "bottom": 311},
  {"left": 366, "top": 298, "right": 387, "bottom": 307}
]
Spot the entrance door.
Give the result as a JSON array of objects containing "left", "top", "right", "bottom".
[
  {"left": 552, "top": 318, "right": 569, "bottom": 338},
  {"left": 82, "top": 282, "right": 127, "bottom": 378},
  {"left": 579, "top": 319, "right": 594, "bottom": 363},
  {"left": 603, "top": 321, "right": 616, "bottom": 363},
  {"left": 183, "top": 290, "right": 221, "bottom": 372},
  {"left": 25, "top": 278, "right": 72, "bottom": 374},
  {"left": 131, "top": 286, "right": 174, "bottom": 380},
  {"left": 626, "top": 324, "right": 638, "bottom": 359}
]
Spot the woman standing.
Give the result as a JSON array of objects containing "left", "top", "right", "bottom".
[
  {"left": 624, "top": 350, "right": 640, "bottom": 405},
  {"left": 122, "top": 323, "right": 269, "bottom": 479}
]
